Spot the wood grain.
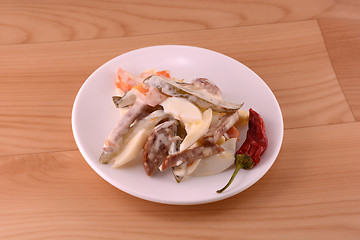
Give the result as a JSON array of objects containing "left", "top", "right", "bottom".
[
  {"left": 1, "top": 0, "right": 360, "bottom": 44},
  {"left": 318, "top": 18, "right": 360, "bottom": 120},
  {"left": 0, "top": 122, "right": 359, "bottom": 240},
  {"left": 0, "top": 20, "right": 354, "bottom": 155},
  {"left": 1, "top": 1, "right": 359, "bottom": 239}
]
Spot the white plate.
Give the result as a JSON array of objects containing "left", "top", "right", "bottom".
[{"left": 72, "top": 45, "right": 283, "bottom": 205}]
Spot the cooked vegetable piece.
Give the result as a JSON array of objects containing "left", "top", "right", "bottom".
[
  {"left": 133, "top": 83, "right": 167, "bottom": 107},
  {"left": 140, "top": 69, "right": 157, "bottom": 78},
  {"left": 112, "top": 128, "right": 148, "bottom": 168},
  {"left": 99, "top": 109, "right": 168, "bottom": 164},
  {"left": 115, "top": 67, "right": 143, "bottom": 92},
  {"left": 172, "top": 138, "right": 237, "bottom": 180},
  {"left": 144, "top": 75, "right": 243, "bottom": 112},
  {"left": 175, "top": 94, "right": 242, "bottom": 113},
  {"left": 200, "top": 111, "right": 239, "bottom": 146},
  {"left": 236, "top": 109, "right": 249, "bottom": 126},
  {"left": 191, "top": 78, "right": 222, "bottom": 98},
  {"left": 191, "top": 138, "right": 237, "bottom": 176},
  {"left": 101, "top": 100, "right": 149, "bottom": 158},
  {"left": 143, "top": 120, "right": 179, "bottom": 176},
  {"left": 112, "top": 89, "right": 137, "bottom": 108},
  {"left": 160, "top": 144, "right": 224, "bottom": 171},
  {"left": 226, "top": 126, "right": 240, "bottom": 139},
  {"left": 156, "top": 70, "right": 171, "bottom": 79},
  {"left": 172, "top": 164, "right": 187, "bottom": 183},
  {"left": 172, "top": 142, "right": 200, "bottom": 183},
  {"left": 179, "top": 108, "right": 212, "bottom": 151},
  {"left": 217, "top": 109, "right": 268, "bottom": 193},
  {"left": 172, "top": 157, "right": 201, "bottom": 183},
  {"left": 170, "top": 123, "right": 187, "bottom": 182},
  {"left": 160, "top": 97, "right": 203, "bottom": 123}
]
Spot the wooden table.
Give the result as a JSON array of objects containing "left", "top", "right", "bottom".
[{"left": 1, "top": 1, "right": 359, "bottom": 239}]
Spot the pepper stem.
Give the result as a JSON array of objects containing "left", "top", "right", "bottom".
[{"left": 216, "top": 154, "right": 254, "bottom": 193}]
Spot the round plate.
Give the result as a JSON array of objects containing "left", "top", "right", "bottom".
[{"left": 72, "top": 45, "right": 283, "bottom": 205}]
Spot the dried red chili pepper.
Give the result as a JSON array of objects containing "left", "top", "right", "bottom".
[{"left": 217, "top": 108, "right": 268, "bottom": 193}]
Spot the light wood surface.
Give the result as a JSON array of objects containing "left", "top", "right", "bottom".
[
  {"left": 0, "top": 1, "right": 359, "bottom": 239},
  {"left": 319, "top": 18, "right": 360, "bottom": 120},
  {"left": 1, "top": 0, "right": 360, "bottom": 45}
]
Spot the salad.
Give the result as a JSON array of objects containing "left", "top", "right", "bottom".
[{"left": 99, "top": 67, "right": 267, "bottom": 192}]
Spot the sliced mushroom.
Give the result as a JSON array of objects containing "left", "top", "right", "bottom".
[
  {"left": 191, "top": 78, "right": 222, "bottom": 98},
  {"left": 160, "top": 144, "right": 224, "bottom": 171},
  {"left": 143, "top": 120, "right": 179, "bottom": 176}
]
